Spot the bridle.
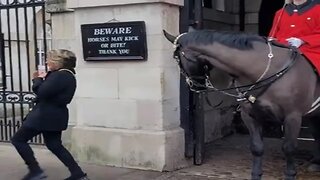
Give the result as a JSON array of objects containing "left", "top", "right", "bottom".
[
  {"left": 173, "top": 33, "right": 298, "bottom": 103},
  {"left": 173, "top": 33, "right": 214, "bottom": 92},
  {"left": 174, "top": 47, "right": 211, "bottom": 90}
]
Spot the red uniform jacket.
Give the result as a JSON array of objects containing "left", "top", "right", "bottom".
[{"left": 269, "top": 0, "right": 320, "bottom": 74}]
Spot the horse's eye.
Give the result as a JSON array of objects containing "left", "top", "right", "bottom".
[{"left": 204, "top": 65, "right": 208, "bottom": 71}]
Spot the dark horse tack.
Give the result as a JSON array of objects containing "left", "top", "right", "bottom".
[{"left": 164, "top": 29, "right": 320, "bottom": 180}]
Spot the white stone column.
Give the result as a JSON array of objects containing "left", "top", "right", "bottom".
[{"left": 54, "top": 0, "right": 186, "bottom": 171}]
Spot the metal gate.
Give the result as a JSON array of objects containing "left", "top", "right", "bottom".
[{"left": 0, "top": 0, "right": 49, "bottom": 144}]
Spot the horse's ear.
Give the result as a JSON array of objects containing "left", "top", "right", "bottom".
[
  {"left": 188, "top": 26, "right": 196, "bottom": 32},
  {"left": 163, "top": 30, "right": 176, "bottom": 44}
]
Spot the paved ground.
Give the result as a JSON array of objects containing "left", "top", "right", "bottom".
[
  {"left": 1, "top": 134, "right": 320, "bottom": 180},
  {"left": 0, "top": 143, "right": 164, "bottom": 180}
]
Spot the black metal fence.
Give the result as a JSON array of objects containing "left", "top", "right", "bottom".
[{"left": 0, "top": 0, "right": 48, "bottom": 144}]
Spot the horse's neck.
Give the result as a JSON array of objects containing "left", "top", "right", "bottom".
[
  {"left": 202, "top": 43, "right": 281, "bottom": 83},
  {"left": 202, "top": 44, "right": 256, "bottom": 79}
]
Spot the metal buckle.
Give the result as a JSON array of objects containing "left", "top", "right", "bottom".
[{"left": 186, "top": 77, "right": 193, "bottom": 87}]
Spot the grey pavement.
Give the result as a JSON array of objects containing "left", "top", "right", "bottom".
[
  {"left": 1, "top": 135, "right": 320, "bottom": 180},
  {"left": 0, "top": 143, "right": 165, "bottom": 180}
]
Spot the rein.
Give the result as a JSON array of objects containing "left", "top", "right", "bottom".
[{"left": 173, "top": 33, "right": 299, "bottom": 104}]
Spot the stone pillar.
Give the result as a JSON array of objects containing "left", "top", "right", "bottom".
[
  {"left": 47, "top": 0, "right": 186, "bottom": 171},
  {"left": 46, "top": 0, "right": 68, "bottom": 12}
]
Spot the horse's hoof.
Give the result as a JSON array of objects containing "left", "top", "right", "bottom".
[
  {"left": 284, "top": 177, "right": 295, "bottom": 180},
  {"left": 251, "top": 175, "right": 261, "bottom": 180},
  {"left": 307, "top": 163, "right": 320, "bottom": 172},
  {"left": 284, "top": 170, "right": 296, "bottom": 180}
]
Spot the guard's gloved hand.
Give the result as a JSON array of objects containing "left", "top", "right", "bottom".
[{"left": 286, "top": 37, "right": 304, "bottom": 48}]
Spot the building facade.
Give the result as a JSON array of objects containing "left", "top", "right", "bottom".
[
  {"left": 0, "top": 0, "right": 285, "bottom": 171},
  {"left": 45, "top": 0, "right": 284, "bottom": 171}
]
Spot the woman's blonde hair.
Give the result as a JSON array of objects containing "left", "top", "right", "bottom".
[{"left": 47, "top": 49, "right": 76, "bottom": 69}]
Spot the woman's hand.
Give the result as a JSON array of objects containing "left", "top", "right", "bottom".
[
  {"left": 32, "top": 71, "right": 39, "bottom": 79},
  {"left": 38, "top": 72, "right": 47, "bottom": 78},
  {"left": 32, "top": 71, "right": 47, "bottom": 79}
]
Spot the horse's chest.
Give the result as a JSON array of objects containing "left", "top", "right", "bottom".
[{"left": 244, "top": 101, "right": 280, "bottom": 123}]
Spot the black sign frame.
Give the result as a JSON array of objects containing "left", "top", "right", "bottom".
[{"left": 81, "top": 21, "right": 147, "bottom": 61}]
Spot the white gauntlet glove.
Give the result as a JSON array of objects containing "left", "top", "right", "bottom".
[{"left": 286, "top": 37, "right": 304, "bottom": 48}]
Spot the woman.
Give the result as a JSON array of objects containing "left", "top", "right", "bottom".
[
  {"left": 11, "top": 49, "right": 88, "bottom": 180},
  {"left": 269, "top": 0, "right": 320, "bottom": 72}
]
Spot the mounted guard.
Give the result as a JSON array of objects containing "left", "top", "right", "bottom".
[{"left": 163, "top": 25, "right": 320, "bottom": 179}]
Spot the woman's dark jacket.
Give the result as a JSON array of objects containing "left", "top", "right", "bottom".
[{"left": 23, "top": 69, "right": 76, "bottom": 131}]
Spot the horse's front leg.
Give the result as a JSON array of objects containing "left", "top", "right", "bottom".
[
  {"left": 282, "top": 113, "right": 302, "bottom": 180},
  {"left": 241, "top": 111, "right": 263, "bottom": 180},
  {"left": 307, "top": 116, "right": 320, "bottom": 172}
]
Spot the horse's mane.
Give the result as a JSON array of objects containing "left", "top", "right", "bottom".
[{"left": 178, "top": 30, "right": 265, "bottom": 50}]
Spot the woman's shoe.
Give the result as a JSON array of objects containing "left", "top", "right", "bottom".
[
  {"left": 64, "top": 173, "right": 89, "bottom": 180},
  {"left": 21, "top": 170, "right": 47, "bottom": 180}
]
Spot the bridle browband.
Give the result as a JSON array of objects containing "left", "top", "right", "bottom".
[
  {"left": 173, "top": 33, "right": 187, "bottom": 49},
  {"left": 172, "top": 33, "right": 299, "bottom": 104}
]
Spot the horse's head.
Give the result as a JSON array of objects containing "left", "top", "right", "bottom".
[{"left": 163, "top": 30, "right": 212, "bottom": 92}]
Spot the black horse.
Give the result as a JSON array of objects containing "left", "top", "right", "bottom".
[{"left": 163, "top": 29, "right": 320, "bottom": 180}]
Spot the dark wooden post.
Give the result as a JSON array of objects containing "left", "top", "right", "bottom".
[
  {"left": 179, "top": 0, "right": 194, "bottom": 158},
  {"left": 194, "top": 0, "right": 203, "bottom": 29},
  {"left": 194, "top": 92, "right": 205, "bottom": 165},
  {"left": 179, "top": 0, "right": 205, "bottom": 164},
  {"left": 239, "top": 0, "right": 245, "bottom": 31},
  {"left": 193, "top": 0, "right": 205, "bottom": 165}
]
